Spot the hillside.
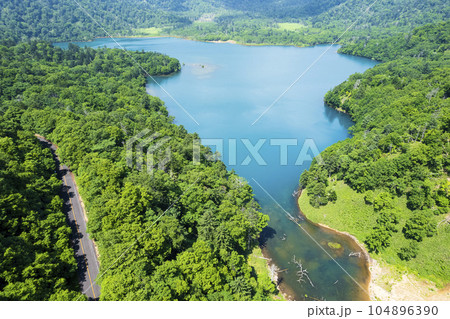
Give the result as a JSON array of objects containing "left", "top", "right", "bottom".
[
  {"left": 299, "top": 22, "right": 450, "bottom": 286},
  {"left": 0, "top": 0, "right": 189, "bottom": 41},
  {"left": 0, "top": 0, "right": 448, "bottom": 44},
  {"left": 340, "top": 20, "right": 450, "bottom": 61}
]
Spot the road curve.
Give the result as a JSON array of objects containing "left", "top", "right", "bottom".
[{"left": 37, "top": 136, "right": 101, "bottom": 300}]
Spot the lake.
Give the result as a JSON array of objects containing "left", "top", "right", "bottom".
[{"left": 58, "top": 37, "right": 378, "bottom": 300}]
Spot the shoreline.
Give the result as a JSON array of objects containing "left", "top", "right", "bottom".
[
  {"left": 206, "top": 39, "right": 238, "bottom": 44},
  {"left": 257, "top": 187, "right": 372, "bottom": 301},
  {"left": 297, "top": 189, "right": 450, "bottom": 301},
  {"left": 258, "top": 247, "right": 294, "bottom": 301},
  {"left": 312, "top": 221, "right": 375, "bottom": 300},
  {"left": 83, "top": 34, "right": 327, "bottom": 49},
  {"left": 295, "top": 189, "right": 372, "bottom": 300}
]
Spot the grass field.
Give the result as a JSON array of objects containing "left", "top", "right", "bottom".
[
  {"left": 277, "top": 22, "right": 307, "bottom": 31},
  {"left": 132, "top": 27, "right": 163, "bottom": 37},
  {"left": 298, "top": 181, "right": 450, "bottom": 287}
]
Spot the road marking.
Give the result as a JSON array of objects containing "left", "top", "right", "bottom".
[{"left": 63, "top": 174, "right": 97, "bottom": 299}]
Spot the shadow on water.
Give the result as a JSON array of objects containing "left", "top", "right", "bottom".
[
  {"left": 323, "top": 102, "right": 354, "bottom": 132},
  {"left": 259, "top": 226, "right": 277, "bottom": 247}
]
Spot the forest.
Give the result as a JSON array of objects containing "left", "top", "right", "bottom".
[
  {"left": 0, "top": 119, "right": 85, "bottom": 300},
  {"left": 299, "top": 21, "right": 449, "bottom": 284},
  {"left": 0, "top": 0, "right": 448, "bottom": 45},
  {"left": 0, "top": 0, "right": 190, "bottom": 42},
  {"left": 175, "top": 0, "right": 450, "bottom": 45},
  {"left": 0, "top": 41, "right": 273, "bottom": 300},
  {"left": 0, "top": 0, "right": 448, "bottom": 302}
]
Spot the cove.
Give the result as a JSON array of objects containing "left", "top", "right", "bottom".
[{"left": 57, "top": 37, "right": 378, "bottom": 300}]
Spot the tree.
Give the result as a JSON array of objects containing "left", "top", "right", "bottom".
[
  {"left": 403, "top": 212, "right": 436, "bottom": 242},
  {"left": 365, "top": 227, "right": 392, "bottom": 253},
  {"left": 407, "top": 184, "right": 427, "bottom": 210},
  {"left": 364, "top": 190, "right": 375, "bottom": 204},
  {"left": 376, "top": 210, "right": 399, "bottom": 234},
  {"left": 373, "top": 192, "right": 394, "bottom": 211},
  {"left": 0, "top": 125, "right": 80, "bottom": 300},
  {"left": 327, "top": 189, "right": 337, "bottom": 203},
  {"left": 398, "top": 242, "right": 419, "bottom": 261}
]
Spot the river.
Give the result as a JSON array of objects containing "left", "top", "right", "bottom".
[{"left": 57, "top": 37, "right": 378, "bottom": 300}]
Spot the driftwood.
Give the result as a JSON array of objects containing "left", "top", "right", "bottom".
[
  {"left": 292, "top": 256, "right": 314, "bottom": 287},
  {"left": 256, "top": 255, "right": 271, "bottom": 260},
  {"left": 269, "top": 263, "right": 280, "bottom": 283}
]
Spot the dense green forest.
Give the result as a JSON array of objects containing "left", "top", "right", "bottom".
[
  {"left": 0, "top": 119, "right": 84, "bottom": 300},
  {"left": 0, "top": 41, "right": 274, "bottom": 300},
  {"left": 0, "top": 0, "right": 448, "bottom": 302},
  {"left": 299, "top": 22, "right": 449, "bottom": 284},
  {"left": 339, "top": 20, "right": 450, "bottom": 61},
  {"left": 0, "top": 0, "right": 190, "bottom": 42},
  {"left": 175, "top": 0, "right": 450, "bottom": 45},
  {"left": 0, "top": 0, "right": 448, "bottom": 45}
]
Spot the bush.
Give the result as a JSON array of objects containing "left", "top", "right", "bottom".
[
  {"left": 398, "top": 241, "right": 419, "bottom": 261},
  {"left": 308, "top": 182, "right": 329, "bottom": 207},
  {"left": 373, "top": 192, "right": 393, "bottom": 211},
  {"left": 403, "top": 211, "right": 436, "bottom": 241},
  {"left": 407, "top": 192, "right": 425, "bottom": 210},
  {"left": 376, "top": 209, "right": 399, "bottom": 233},
  {"left": 364, "top": 190, "right": 374, "bottom": 204},
  {"left": 327, "top": 189, "right": 337, "bottom": 203},
  {"left": 365, "top": 227, "right": 392, "bottom": 253}
]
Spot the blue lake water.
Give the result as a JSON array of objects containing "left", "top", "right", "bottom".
[{"left": 58, "top": 37, "right": 378, "bottom": 300}]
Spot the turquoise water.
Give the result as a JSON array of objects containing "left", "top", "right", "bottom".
[{"left": 57, "top": 38, "right": 378, "bottom": 300}]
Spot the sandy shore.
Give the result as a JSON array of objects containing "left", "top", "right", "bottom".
[
  {"left": 206, "top": 39, "right": 238, "bottom": 44},
  {"left": 369, "top": 259, "right": 450, "bottom": 301}
]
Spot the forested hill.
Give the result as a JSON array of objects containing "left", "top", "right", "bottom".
[
  {"left": 299, "top": 22, "right": 449, "bottom": 285},
  {"left": 0, "top": 41, "right": 274, "bottom": 300},
  {"left": 310, "top": 0, "right": 449, "bottom": 30},
  {"left": 0, "top": 0, "right": 448, "bottom": 43},
  {"left": 215, "top": 0, "right": 347, "bottom": 18},
  {"left": 340, "top": 21, "right": 450, "bottom": 62},
  {"left": 0, "top": 0, "right": 189, "bottom": 42}
]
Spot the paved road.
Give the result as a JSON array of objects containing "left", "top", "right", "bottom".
[{"left": 37, "top": 136, "right": 101, "bottom": 300}]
